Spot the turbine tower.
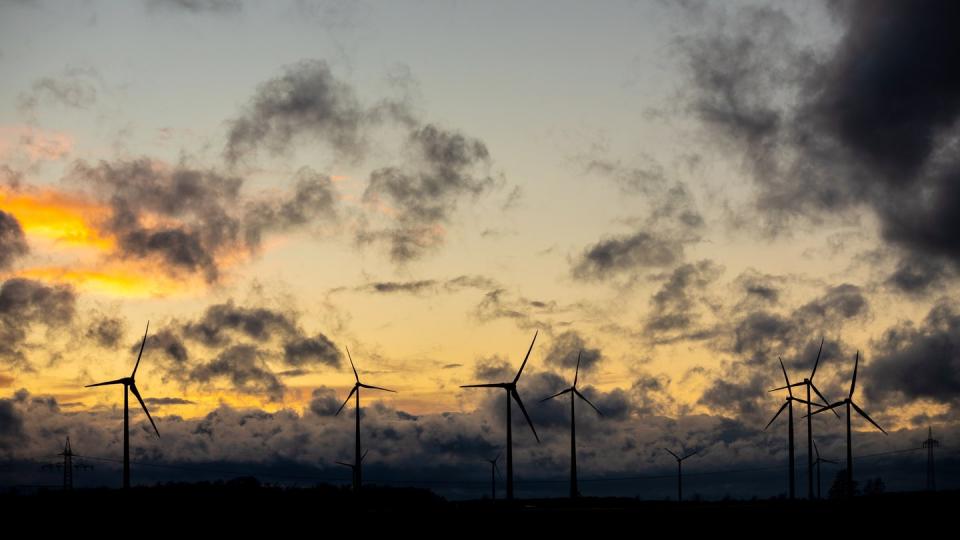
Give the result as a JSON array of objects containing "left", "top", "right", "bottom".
[
  {"left": 540, "top": 350, "right": 603, "bottom": 498},
  {"left": 769, "top": 338, "right": 837, "bottom": 499},
  {"left": 335, "top": 347, "right": 396, "bottom": 493},
  {"left": 663, "top": 447, "right": 699, "bottom": 502},
  {"left": 461, "top": 331, "right": 540, "bottom": 500},
  {"left": 812, "top": 350, "right": 887, "bottom": 498},
  {"left": 85, "top": 322, "right": 160, "bottom": 489},
  {"left": 335, "top": 449, "right": 368, "bottom": 483},
  {"left": 922, "top": 426, "right": 940, "bottom": 491},
  {"left": 765, "top": 357, "right": 823, "bottom": 500},
  {"left": 812, "top": 440, "right": 837, "bottom": 500}
]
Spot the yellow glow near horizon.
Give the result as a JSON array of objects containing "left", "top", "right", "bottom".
[{"left": 0, "top": 187, "right": 115, "bottom": 251}]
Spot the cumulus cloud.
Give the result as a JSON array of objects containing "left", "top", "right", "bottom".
[
  {"left": 360, "top": 124, "right": 496, "bottom": 262},
  {"left": 571, "top": 230, "right": 687, "bottom": 282},
  {"left": 68, "top": 159, "right": 339, "bottom": 282},
  {"left": 543, "top": 331, "right": 603, "bottom": 373},
  {"left": 0, "top": 278, "right": 76, "bottom": 369},
  {"left": 866, "top": 300, "right": 960, "bottom": 409},
  {"left": 678, "top": 1, "right": 960, "bottom": 291},
  {"left": 644, "top": 260, "right": 723, "bottom": 340}
]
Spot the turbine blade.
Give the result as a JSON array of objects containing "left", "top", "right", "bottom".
[
  {"left": 663, "top": 448, "right": 679, "bottom": 460},
  {"left": 335, "top": 386, "right": 358, "bottom": 416},
  {"left": 810, "top": 337, "right": 824, "bottom": 380},
  {"left": 764, "top": 401, "right": 789, "bottom": 431},
  {"left": 768, "top": 382, "right": 804, "bottom": 392},
  {"left": 681, "top": 449, "right": 699, "bottom": 461},
  {"left": 362, "top": 449, "right": 369, "bottom": 462},
  {"left": 809, "top": 401, "right": 845, "bottom": 417},
  {"left": 822, "top": 459, "right": 839, "bottom": 465},
  {"left": 346, "top": 347, "right": 359, "bottom": 383},
  {"left": 85, "top": 378, "right": 127, "bottom": 388},
  {"left": 574, "top": 350, "right": 582, "bottom": 387},
  {"left": 851, "top": 401, "right": 886, "bottom": 434},
  {"left": 514, "top": 330, "right": 538, "bottom": 383},
  {"left": 540, "top": 388, "right": 572, "bottom": 402},
  {"left": 494, "top": 452, "right": 501, "bottom": 463},
  {"left": 460, "top": 383, "right": 505, "bottom": 388},
  {"left": 335, "top": 461, "right": 353, "bottom": 468},
  {"left": 778, "top": 357, "right": 792, "bottom": 398},
  {"left": 511, "top": 390, "right": 539, "bottom": 443},
  {"left": 359, "top": 383, "right": 396, "bottom": 393},
  {"left": 810, "top": 382, "right": 840, "bottom": 418},
  {"left": 131, "top": 321, "right": 149, "bottom": 378},
  {"left": 573, "top": 388, "right": 603, "bottom": 416},
  {"left": 813, "top": 440, "right": 821, "bottom": 459},
  {"left": 129, "top": 383, "right": 159, "bottom": 438},
  {"left": 849, "top": 350, "right": 859, "bottom": 399}
]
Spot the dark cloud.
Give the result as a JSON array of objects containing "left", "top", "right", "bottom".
[
  {"left": 354, "top": 274, "right": 498, "bottom": 296},
  {"left": 69, "top": 158, "right": 338, "bottom": 282},
  {"left": 630, "top": 373, "right": 676, "bottom": 416},
  {"left": 471, "top": 355, "right": 512, "bottom": 381},
  {"left": 188, "top": 345, "right": 285, "bottom": 401},
  {"left": 644, "top": 260, "right": 723, "bottom": 339},
  {"left": 0, "top": 210, "right": 28, "bottom": 270},
  {"left": 146, "top": 0, "right": 243, "bottom": 14},
  {"left": 0, "top": 279, "right": 76, "bottom": 368},
  {"left": 360, "top": 124, "right": 496, "bottom": 262},
  {"left": 887, "top": 256, "right": 955, "bottom": 296},
  {"left": 17, "top": 66, "right": 99, "bottom": 115},
  {"left": 307, "top": 386, "right": 340, "bottom": 416},
  {"left": 183, "top": 301, "right": 299, "bottom": 347},
  {"left": 735, "top": 271, "right": 781, "bottom": 305},
  {"left": 225, "top": 60, "right": 369, "bottom": 164},
  {"left": 143, "top": 397, "right": 196, "bottom": 406},
  {"left": 283, "top": 334, "right": 341, "bottom": 368},
  {"left": 570, "top": 230, "right": 688, "bottom": 282},
  {"left": 84, "top": 313, "right": 125, "bottom": 348},
  {"left": 680, "top": 1, "right": 960, "bottom": 283},
  {"left": 472, "top": 288, "right": 564, "bottom": 332},
  {"left": 543, "top": 331, "right": 602, "bottom": 373},
  {"left": 867, "top": 301, "right": 960, "bottom": 408},
  {"left": 146, "top": 328, "right": 189, "bottom": 366}
]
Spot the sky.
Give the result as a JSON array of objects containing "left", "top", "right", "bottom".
[{"left": 1, "top": 0, "right": 959, "bottom": 498}]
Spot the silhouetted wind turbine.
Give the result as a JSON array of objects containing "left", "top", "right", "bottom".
[
  {"left": 336, "top": 449, "right": 368, "bottom": 480},
  {"left": 461, "top": 331, "right": 540, "bottom": 500},
  {"left": 663, "top": 447, "right": 699, "bottom": 502},
  {"left": 85, "top": 322, "right": 160, "bottom": 489},
  {"left": 486, "top": 452, "right": 502, "bottom": 500},
  {"left": 812, "top": 350, "right": 886, "bottom": 498},
  {"left": 769, "top": 338, "right": 838, "bottom": 499},
  {"left": 812, "top": 440, "right": 837, "bottom": 500},
  {"left": 335, "top": 347, "right": 396, "bottom": 493},
  {"left": 765, "top": 357, "right": 824, "bottom": 500},
  {"left": 540, "top": 350, "right": 603, "bottom": 498}
]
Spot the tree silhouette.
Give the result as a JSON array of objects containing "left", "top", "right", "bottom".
[{"left": 828, "top": 469, "right": 859, "bottom": 499}]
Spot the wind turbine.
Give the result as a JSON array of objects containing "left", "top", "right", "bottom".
[
  {"left": 764, "top": 357, "right": 824, "bottom": 500},
  {"left": 461, "top": 331, "right": 540, "bottom": 500},
  {"left": 85, "top": 322, "right": 160, "bottom": 489},
  {"left": 663, "top": 447, "right": 699, "bottom": 502},
  {"left": 812, "top": 440, "right": 838, "bottom": 500},
  {"left": 540, "top": 350, "right": 603, "bottom": 498},
  {"left": 769, "top": 338, "right": 838, "bottom": 499},
  {"left": 335, "top": 449, "right": 368, "bottom": 482},
  {"left": 335, "top": 347, "right": 396, "bottom": 493},
  {"left": 812, "top": 350, "right": 886, "bottom": 498},
  {"left": 486, "top": 453, "right": 502, "bottom": 500}
]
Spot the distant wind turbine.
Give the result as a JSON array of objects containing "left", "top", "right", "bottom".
[
  {"left": 769, "top": 338, "right": 838, "bottom": 499},
  {"left": 540, "top": 350, "right": 603, "bottom": 498},
  {"left": 85, "top": 322, "right": 160, "bottom": 489},
  {"left": 812, "top": 350, "right": 886, "bottom": 498},
  {"left": 812, "top": 440, "right": 838, "bottom": 500},
  {"left": 486, "top": 452, "right": 502, "bottom": 500},
  {"left": 765, "top": 357, "right": 824, "bottom": 500},
  {"left": 461, "top": 331, "right": 540, "bottom": 500},
  {"left": 335, "top": 347, "right": 396, "bottom": 493},
  {"left": 664, "top": 447, "right": 699, "bottom": 502}
]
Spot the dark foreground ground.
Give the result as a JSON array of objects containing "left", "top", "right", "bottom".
[{"left": 4, "top": 482, "right": 954, "bottom": 532}]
